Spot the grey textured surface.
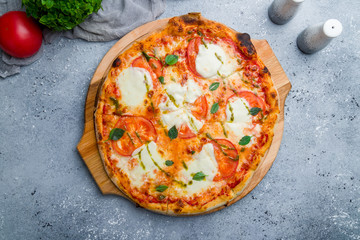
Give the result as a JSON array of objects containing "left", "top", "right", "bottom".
[{"left": 1, "top": 0, "right": 359, "bottom": 239}]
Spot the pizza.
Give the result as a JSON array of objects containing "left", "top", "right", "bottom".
[{"left": 95, "top": 13, "right": 279, "bottom": 215}]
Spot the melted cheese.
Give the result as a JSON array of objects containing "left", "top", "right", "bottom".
[
  {"left": 159, "top": 80, "right": 204, "bottom": 132},
  {"left": 225, "top": 98, "right": 251, "bottom": 140},
  {"left": 226, "top": 98, "right": 251, "bottom": 123},
  {"left": 195, "top": 44, "right": 224, "bottom": 78},
  {"left": 165, "top": 83, "right": 186, "bottom": 106},
  {"left": 185, "top": 79, "right": 202, "bottom": 103},
  {"left": 179, "top": 143, "right": 218, "bottom": 195},
  {"left": 161, "top": 108, "right": 203, "bottom": 133},
  {"left": 115, "top": 141, "right": 165, "bottom": 188},
  {"left": 116, "top": 67, "right": 153, "bottom": 107}
]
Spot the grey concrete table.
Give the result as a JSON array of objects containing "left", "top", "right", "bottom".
[{"left": 1, "top": 0, "right": 359, "bottom": 239}]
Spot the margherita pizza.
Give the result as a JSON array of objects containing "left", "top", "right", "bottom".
[{"left": 95, "top": 13, "right": 279, "bottom": 215}]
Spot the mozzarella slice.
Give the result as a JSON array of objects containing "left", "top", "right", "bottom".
[
  {"left": 178, "top": 143, "right": 218, "bottom": 195},
  {"left": 226, "top": 98, "right": 251, "bottom": 123},
  {"left": 225, "top": 122, "right": 248, "bottom": 139},
  {"left": 116, "top": 67, "right": 153, "bottom": 108},
  {"left": 161, "top": 108, "right": 203, "bottom": 133},
  {"left": 115, "top": 141, "right": 165, "bottom": 188},
  {"left": 165, "top": 83, "right": 187, "bottom": 106},
  {"left": 195, "top": 44, "right": 226, "bottom": 78},
  {"left": 185, "top": 79, "right": 202, "bottom": 103}
]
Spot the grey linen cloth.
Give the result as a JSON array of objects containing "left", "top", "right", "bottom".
[{"left": 0, "top": 0, "right": 165, "bottom": 78}]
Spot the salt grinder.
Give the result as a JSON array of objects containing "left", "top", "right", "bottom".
[
  {"left": 268, "top": 0, "right": 305, "bottom": 25},
  {"left": 296, "top": 19, "right": 343, "bottom": 54}
]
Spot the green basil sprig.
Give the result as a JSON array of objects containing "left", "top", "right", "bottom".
[
  {"left": 168, "top": 126, "right": 178, "bottom": 140},
  {"left": 155, "top": 185, "right": 168, "bottom": 192},
  {"left": 210, "top": 102, "right": 219, "bottom": 114},
  {"left": 165, "top": 55, "right": 178, "bottom": 65},
  {"left": 209, "top": 82, "right": 220, "bottom": 91},
  {"left": 108, "top": 128, "right": 125, "bottom": 141},
  {"left": 193, "top": 172, "right": 206, "bottom": 181},
  {"left": 239, "top": 136, "right": 251, "bottom": 145},
  {"left": 249, "top": 107, "right": 261, "bottom": 116}
]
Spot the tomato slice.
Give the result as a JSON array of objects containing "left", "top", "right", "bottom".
[
  {"left": 178, "top": 124, "right": 196, "bottom": 139},
  {"left": 237, "top": 91, "right": 266, "bottom": 111},
  {"left": 148, "top": 56, "right": 163, "bottom": 77},
  {"left": 112, "top": 116, "right": 157, "bottom": 156},
  {"left": 211, "top": 139, "right": 239, "bottom": 180},
  {"left": 186, "top": 37, "right": 202, "bottom": 77},
  {"left": 191, "top": 95, "right": 208, "bottom": 120}
]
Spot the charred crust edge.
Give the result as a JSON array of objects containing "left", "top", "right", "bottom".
[
  {"left": 236, "top": 33, "right": 256, "bottom": 57},
  {"left": 180, "top": 12, "right": 202, "bottom": 24},
  {"left": 112, "top": 57, "right": 121, "bottom": 68}
]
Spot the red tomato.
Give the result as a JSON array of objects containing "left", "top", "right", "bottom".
[
  {"left": 237, "top": 91, "right": 267, "bottom": 111},
  {"left": 211, "top": 139, "right": 239, "bottom": 180},
  {"left": 148, "top": 56, "right": 163, "bottom": 77},
  {"left": 191, "top": 95, "right": 208, "bottom": 120},
  {"left": 112, "top": 116, "right": 157, "bottom": 156},
  {"left": 178, "top": 124, "right": 196, "bottom": 139},
  {"left": 0, "top": 11, "right": 42, "bottom": 58},
  {"left": 186, "top": 37, "right": 202, "bottom": 77}
]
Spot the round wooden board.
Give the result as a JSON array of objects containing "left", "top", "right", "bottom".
[{"left": 77, "top": 15, "right": 291, "bottom": 215}]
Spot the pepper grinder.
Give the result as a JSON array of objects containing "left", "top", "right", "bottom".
[
  {"left": 268, "top": 0, "right": 305, "bottom": 25},
  {"left": 297, "top": 19, "right": 343, "bottom": 54}
]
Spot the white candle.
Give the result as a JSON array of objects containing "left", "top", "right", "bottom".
[
  {"left": 268, "top": 0, "right": 305, "bottom": 25},
  {"left": 297, "top": 19, "right": 343, "bottom": 54}
]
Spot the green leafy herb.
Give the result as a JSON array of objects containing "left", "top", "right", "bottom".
[
  {"left": 201, "top": 37, "right": 208, "bottom": 49},
  {"left": 193, "top": 172, "right": 206, "bottom": 181},
  {"left": 108, "top": 128, "right": 125, "bottom": 141},
  {"left": 215, "top": 53, "right": 223, "bottom": 64},
  {"left": 22, "top": 0, "right": 102, "bottom": 31},
  {"left": 168, "top": 126, "right": 178, "bottom": 140},
  {"left": 191, "top": 150, "right": 195, "bottom": 155},
  {"left": 249, "top": 107, "right": 261, "bottom": 116},
  {"left": 165, "top": 55, "right": 178, "bottom": 65},
  {"left": 158, "top": 76, "right": 165, "bottom": 84},
  {"left": 110, "top": 97, "right": 119, "bottom": 109},
  {"left": 142, "top": 51, "right": 152, "bottom": 61},
  {"left": 239, "top": 136, "right": 251, "bottom": 145},
  {"left": 210, "top": 102, "right": 219, "bottom": 114},
  {"left": 209, "top": 82, "right": 220, "bottom": 91},
  {"left": 155, "top": 185, "right": 168, "bottom": 192},
  {"left": 182, "top": 160, "right": 188, "bottom": 170},
  {"left": 165, "top": 160, "right": 174, "bottom": 166}
]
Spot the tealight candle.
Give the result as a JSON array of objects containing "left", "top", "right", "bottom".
[
  {"left": 296, "top": 19, "right": 343, "bottom": 54},
  {"left": 268, "top": 0, "right": 305, "bottom": 25}
]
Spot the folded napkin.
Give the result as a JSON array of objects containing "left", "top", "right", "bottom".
[{"left": 0, "top": 0, "right": 165, "bottom": 78}]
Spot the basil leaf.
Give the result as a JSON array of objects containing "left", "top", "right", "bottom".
[
  {"left": 165, "top": 160, "right": 174, "bottom": 166},
  {"left": 249, "top": 107, "right": 261, "bottom": 116},
  {"left": 158, "top": 76, "right": 165, "bottom": 84},
  {"left": 108, "top": 128, "right": 125, "bottom": 141},
  {"left": 210, "top": 102, "right": 219, "bottom": 114},
  {"left": 191, "top": 150, "right": 195, "bottom": 155},
  {"left": 155, "top": 185, "right": 168, "bottom": 192},
  {"left": 239, "top": 136, "right": 251, "bottom": 145},
  {"left": 193, "top": 171, "right": 206, "bottom": 181},
  {"left": 209, "top": 82, "right": 220, "bottom": 91},
  {"left": 168, "top": 126, "right": 178, "bottom": 140},
  {"left": 142, "top": 51, "right": 151, "bottom": 62},
  {"left": 165, "top": 55, "right": 178, "bottom": 65}
]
